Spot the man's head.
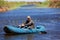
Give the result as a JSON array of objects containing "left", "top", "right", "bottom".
[{"left": 27, "top": 16, "right": 31, "bottom": 21}]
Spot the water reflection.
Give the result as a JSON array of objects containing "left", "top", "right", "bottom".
[
  {"left": 4, "top": 34, "right": 34, "bottom": 40},
  {"left": 27, "top": 34, "right": 34, "bottom": 40}
]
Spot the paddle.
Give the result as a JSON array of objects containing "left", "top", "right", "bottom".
[{"left": 40, "top": 31, "right": 47, "bottom": 34}]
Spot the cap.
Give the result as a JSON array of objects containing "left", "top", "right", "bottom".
[{"left": 27, "top": 16, "right": 31, "bottom": 18}]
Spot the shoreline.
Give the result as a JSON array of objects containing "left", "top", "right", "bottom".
[
  {"left": 0, "top": 6, "right": 60, "bottom": 12},
  {"left": 0, "top": 6, "right": 18, "bottom": 12}
]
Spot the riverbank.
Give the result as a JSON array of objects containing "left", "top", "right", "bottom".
[
  {"left": 0, "top": 1, "right": 49, "bottom": 12},
  {"left": 0, "top": 5, "right": 22, "bottom": 12},
  {"left": 0, "top": 2, "right": 26, "bottom": 12},
  {"left": 0, "top": 7, "right": 9, "bottom": 12}
]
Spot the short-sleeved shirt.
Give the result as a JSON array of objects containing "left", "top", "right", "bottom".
[{"left": 24, "top": 20, "right": 34, "bottom": 28}]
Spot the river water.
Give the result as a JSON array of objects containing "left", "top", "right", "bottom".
[{"left": 0, "top": 8, "right": 60, "bottom": 40}]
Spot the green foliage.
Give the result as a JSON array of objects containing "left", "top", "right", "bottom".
[{"left": 0, "top": 0, "right": 4, "bottom": 6}]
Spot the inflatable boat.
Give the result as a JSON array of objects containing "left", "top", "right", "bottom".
[{"left": 4, "top": 25, "right": 46, "bottom": 34}]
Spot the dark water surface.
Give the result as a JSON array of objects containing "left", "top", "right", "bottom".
[{"left": 0, "top": 8, "right": 60, "bottom": 40}]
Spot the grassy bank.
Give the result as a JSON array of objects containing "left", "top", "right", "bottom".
[
  {"left": 6, "top": 2, "right": 27, "bottom": 10},
  {"left": 0, "top": 1, "right": 49, "bottom": 12},
  {"left": 8, "top": 2, "right": 49, "bottom": 9}
]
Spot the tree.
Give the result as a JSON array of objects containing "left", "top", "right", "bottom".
[{"left": 0, "top": 0, "right": 6, "bottom": 7}]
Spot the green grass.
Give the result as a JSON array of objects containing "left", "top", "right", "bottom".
[
  {"left": 2, "top": 2, "right": 49, "bottom": 10},
  {"left": 8, "top": 2, "right": 49, "bottom": 10},
  {"left": 7, "top": 2, "right": 27, "bottom": 10}
]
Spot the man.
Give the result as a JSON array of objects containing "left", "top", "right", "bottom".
[{"left": 19, "top": 16, "right": 34, "bottom": 28}]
